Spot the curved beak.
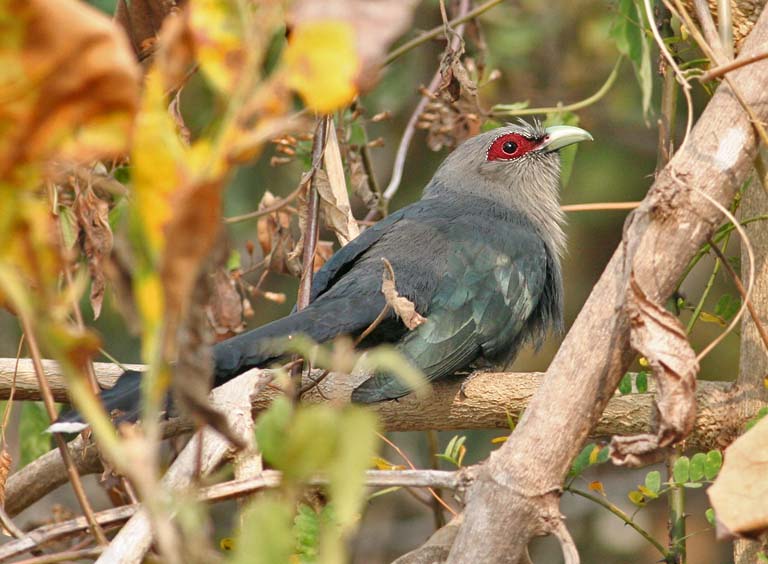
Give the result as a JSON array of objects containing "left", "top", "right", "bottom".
[{"left": 537, "top": 125, "right": 593, "bottom": 153}]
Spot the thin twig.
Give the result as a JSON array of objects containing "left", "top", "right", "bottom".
[
  {"left": 567, "top": 488, "right": 671, "bottom": 559},
  {"left": 21, "top": 323, "right": 109, "bottom": 547},
  {"left": 0, "top": 469, "right": 465, "bottom": 561},
  {"left": 383, "top": 0, "right": 504, "bottom": 66},
  {"left": 560, "top": 201, "right": 641, "bottom": 212},
  {"left": 670, "top": 0, "right": 768, "bottom": 149},
  {"left": 708, "top": 237, "right": 768, "bottom": 353},
  {"left": 492, "top": 56, "right": 623, "bottom": 116},
  {"left": 223, "top": 182, "right": 306, "bottom": 224},
  {"left": 13, "top": 547, "right": 103, "bottom": 564},
  {"left": 699, "top": 51, "right": 768, "bottom": 81},
  {"left": 380, "top": 0, "right": 472, "bottom": 205},
  {"left": 643, "top": 0, "right": 694, "bottom": 150},
  {"left": 685, "top": 183, "right": 756, "bottom": 361},
  {"left": 377, "top": 432, "right": 457, "bottom": 517},
  {"left": 297, "top": 116, "right": 330, "bottom": 311},
  {"left": 717, "top": 0, "right": 734, "bottom": 59}
]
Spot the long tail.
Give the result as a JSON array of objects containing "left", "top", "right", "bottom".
[{"left": 49, "top": 297, "right": 379, "bottom": 433}]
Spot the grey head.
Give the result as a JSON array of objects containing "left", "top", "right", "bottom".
[{"left": 424, "top": 119, "right": 592, "bottom": 258}]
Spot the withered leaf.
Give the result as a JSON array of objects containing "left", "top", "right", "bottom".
[
  {"left": 0, "top": 0, "right": 140, "bottom": 180},
  {"left": 206, "top": 268, "right": 245, "bottom": 339},
  {"left": 611, "top": 275, "right": 699, "bottom": 467},
  {"left": 256, "top": 190, "right": 302, "bottom": 277},
  {"left": 708, "top": 415, "right": 768, "bottom": 539},
  {"left": 381, "top": 258, "right": 425, "bottom": 330},
  {"left": 73, "top": 185, "right": 113, "bottom": 319},
  {"left": 115, "top": 0, "right": 182, "bottom": 61},
  {"left": 321, "top": 123, "right": 360, "bottom": 246},
  {"left": 419, "top": 53, "right": 484, "bottom": 151}
]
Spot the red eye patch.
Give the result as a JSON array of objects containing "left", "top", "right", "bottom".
[{"left": 486, "top": 133, "right": 541, "bottom": 161}]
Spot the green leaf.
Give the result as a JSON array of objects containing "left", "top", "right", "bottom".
[
  {"left": 745, "top": 406, "right": 768, "bottom": 431},
  {"left": 689, "top": 452, "right": 706, "bottom": 482},
  {"left": 628, "top": 490, "right": 646, "bottom": 507},
  {"left": 437, "top": 435, "right": 467, "bottom": 468},
  {"left": 637, "top": 485, "right": 658, "bottom": 499},
  {"left": 569, "top": 443, "right": 594, "bottom": 477},
  {"left": 714, "top": 294, "right": 740, "bottom": 322},
  {"left": 705, "top": 450, "right": 723, "bottom": 480},
  {"left": 610, "top": 0, "right": 652, "bottom": 119},
  {"left": 618, "top": 372, "right": 632, "bottom": 395},
  {"left": 20, "top": 402, "right": 50, "bottom": 467},
  {"left": 644, "top": 470, "right": 661, "bottom": 494},
  {"left": 227, "top": 249, "right": 241, "bottom": 271},
  {"left": 294, "top": 503, "right": 331, "bottom": 562},
  {"left": 229, "top": 495, "right": 293, "bottom": 564},
  {"left": 705, "top": 507, "right": 716, "bottom": 526},
  {"left": 636, "top": 371, "right": 648, "bottom": 393},
  {"left": 673, "top": 456, "right": 690, "bottom": 484},
  {"left": 327, "top": 407, "right": 379, "bottom": 531}
]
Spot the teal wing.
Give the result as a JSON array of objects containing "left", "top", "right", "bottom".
[{"left": 351, "top": 229, "right": 548, "bottom": 402}]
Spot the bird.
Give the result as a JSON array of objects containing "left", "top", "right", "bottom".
[{"left": 50, "top": 119, "right": 592, "bottom": 433}]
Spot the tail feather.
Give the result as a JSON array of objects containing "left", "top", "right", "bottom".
[
  {"left": 49, "top": 370, "right": 143, "bottom": 433},
  {"left": 49, "top": 296, "right": 381, "bottom": 432}
]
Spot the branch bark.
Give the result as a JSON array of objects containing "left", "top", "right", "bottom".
[
  {"left": 0, "top": 469, "right": 472, "bottom": 562},
  {"left": 733, "top": 159, "right": 768, "bottom": 562},
  {"left": 3, "top": 359, "right": 760, "bottom": 518},
  {"left": 445, "top": 8, "right": 768, "bottom": 563}
]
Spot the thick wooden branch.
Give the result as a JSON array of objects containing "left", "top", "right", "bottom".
[
  {"left": 446, "top": 8, "right": 768, "bottom": 564},
  {"left": 3, "top": 358, "right": 759, "bottom": 519}
]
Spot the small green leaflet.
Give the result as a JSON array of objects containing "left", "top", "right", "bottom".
[{"left": 610, "top": 0, "right": 653, "bottom": 120}]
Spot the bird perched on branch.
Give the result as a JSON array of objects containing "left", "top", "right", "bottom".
[{"left": 51, "top": 119, "right": 591, "bottom": 432}]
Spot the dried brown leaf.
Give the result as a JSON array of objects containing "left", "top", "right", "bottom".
[
  {"left": 321, "top": 124, "right": 359, "bottom": 246},
  {"left": 419, "top": 53, "right": 485, "bottom": 151},
  {"left": 73, "top": 186, "right": 114, "bottom": 319},
  {"left": 115, "top": 0, "right": 182, "bottom": 60},
  {"left": 0, "top": 0, "right": 140, "bottom": 179},
  {"left": 611, "top": 275, "right": 699, "bottom": 467},
  {"left": 708, "top": 415, "right": 768, "bottom": 539},
  {"left": 256, "top": 191, "right": 303, "bottom": 277},
  {"left": 381, "top": 258, "right": 425, "bottom": 331},
  {"left": 206, "top": 268, "right": 245, "bottom": 339},
  {"left": 159, "top": 179, "right": 224, "bottom": 357}
]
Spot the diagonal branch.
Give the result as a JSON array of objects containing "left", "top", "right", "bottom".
[{"left": 445, "top": 8, "right": 768, "bottom": 563}]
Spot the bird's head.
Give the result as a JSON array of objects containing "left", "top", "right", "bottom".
[{"left": 426, "top": 119, "right": 593, "bottom": 256}]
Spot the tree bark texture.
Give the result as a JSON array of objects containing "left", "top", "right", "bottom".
[
  {"left": 446, "top": 10, "right": 768, "bottom": 563},
  {"left": 3, "top": 360, "right": 756, "bottom": 518},
  {"left": 734, "top": 161, "right": 768, "bottom": 563}
]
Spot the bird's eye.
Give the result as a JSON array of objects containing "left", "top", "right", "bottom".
[{"left": 502, "top": 141, "right": 518, "bottom": 154}]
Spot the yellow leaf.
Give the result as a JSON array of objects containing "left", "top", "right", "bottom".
[
  {"left": 699, "top": 311, "right": 725, "bottom": 326},
  {"left": 283, "top": 20, "right": 359, "bottom": 113},
  {"left": 588, "top": 481, "right": 605, "bottom": 496},
  {"left": 491, "top": 436, "right": 508, "bottom": 444},
  {"left": 135, "top": 273, "right": 164, "bottom": 359},
  {"left": 131, "top": 68, "right": 188, "bottom": 258},
  {"left": 189, "top": 0, "right": 246, "bottom": 94},
  {"left": 371, "top": 456, "right": 405, "bottom": 471},
  {"left": 220, "top": 537, "right": 234, "bottom": 551}
]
